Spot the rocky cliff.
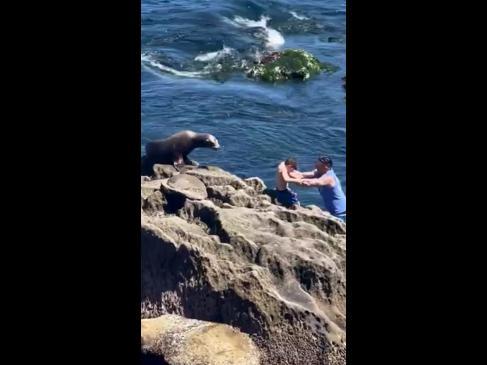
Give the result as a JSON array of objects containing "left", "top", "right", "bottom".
[{"left": 141, "top": 164, "right": 346, "bottom": 365}]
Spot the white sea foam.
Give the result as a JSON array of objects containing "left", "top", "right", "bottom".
[
  {"left": 289, "top": 11, "right": 309, "bottom": 20},
  {"left": 224, "top": 15, "right": 285, "bottom": 49},
  {"left": 141, "top": 53, "right": 207, "bottom": 78},
  {"left": 194, "top": 46, "right": 235, "bottom": 62},
  {"left": 233, "top": 15, "right": 268, "bottom": 28}
]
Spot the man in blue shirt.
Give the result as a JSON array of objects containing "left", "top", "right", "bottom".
[{"left": 299, "top": 155, "right": 346, "bottom": 221}]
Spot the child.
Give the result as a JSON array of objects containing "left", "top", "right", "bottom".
[{"left": 275, "top": 158, "right": 304, "bottom": 209}]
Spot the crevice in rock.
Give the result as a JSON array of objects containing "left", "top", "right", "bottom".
[
  {"left": 180, "top": 202, "right": 231, "bottom": 244},
  {"left": 162, "top": 192, "right": 187, "bottom": 214},
  {"left": 140, "top": 353, "right": 169, "bottom": 365},
  {"left": 181, "top": 286, "right": 266, "bottom": 337}
]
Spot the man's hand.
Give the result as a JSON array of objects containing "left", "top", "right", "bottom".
[{"left": 291, "top": 179, "right": 309, "bottom": 186}]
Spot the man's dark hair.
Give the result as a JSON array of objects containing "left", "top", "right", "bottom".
[
  {"left": 284, "top": 158, "right": 298, "bottom": 169},
  {"left": 318, "top": 155, "right": 333, "bottom": 167}
]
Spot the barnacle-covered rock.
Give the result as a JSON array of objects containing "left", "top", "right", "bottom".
[{"left": 246, "top": 49, "right": 337, "bottom": 82}]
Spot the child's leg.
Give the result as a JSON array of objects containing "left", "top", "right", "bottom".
[{"left": 289, "top": 189, "right": 300, "bottom": 209}]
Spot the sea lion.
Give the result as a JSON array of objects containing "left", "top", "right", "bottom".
[{"left": 142, "top": 130, "right": 220, "bottom": 175}]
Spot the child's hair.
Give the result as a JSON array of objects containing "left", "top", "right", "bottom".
[{"left": 284, "top": 158, "right": 298, "bottom": 169}]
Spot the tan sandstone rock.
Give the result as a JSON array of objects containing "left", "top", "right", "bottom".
[{"left": 141, "top": 314, "right": 260, "bottom": 365}]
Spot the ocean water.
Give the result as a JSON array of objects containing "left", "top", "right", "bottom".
[{"left": 141, "top": 0, "right": 345, "bottom": 207}]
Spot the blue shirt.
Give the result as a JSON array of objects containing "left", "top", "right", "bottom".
[{"left": 316, "top": 169, "right": 346, "bottom": 216}]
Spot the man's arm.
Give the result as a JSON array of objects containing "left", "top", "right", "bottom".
[
  {"left": 299, "top": 170, "right": 318, "bottom": 178},
  {"left": 300, "top": 175, "right": 334, "bottom": 187}
]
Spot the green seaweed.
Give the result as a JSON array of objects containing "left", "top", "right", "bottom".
[{"left": 247, "top": 49, "right": 337, "bottom": 82}]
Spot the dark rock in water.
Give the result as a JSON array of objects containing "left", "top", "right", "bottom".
[
  {"left": 141, "top": 165, "right": 346, "bottom": 365},
  {"left": 327, "top": 37, "right": 342, "bottom": 43},
  {"left": 246, "top": 49, "right": 337, "bottom": 82}
]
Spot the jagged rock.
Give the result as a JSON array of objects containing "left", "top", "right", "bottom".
[
  {"left": 141, "top": 179, "right": 167, "bottom": 214},
  {"left": 207, "top": 185, "right": 271, "bottom": 208},
  {"left": 153, "top": 164, "right": 179, "bottom": 179},
  {"left": 141, "top": 165, "right": 346, "bottom": 365},
  {"left": 246, "top": 49, "right": 337, "bottom": 82},
  {"left": 141, "top": 314, "right": 261, "bottom": 365},
  {"left": 207, "top": 185, "right": 237, "bottom": 200},
  {"left": 143, "top": 191, "right": 166, "bottom": 214},
  {"left": 184, "top": 166, "right": 247, "bottom": 189},
  {"left": 161, "top": 174, "right": 208, "bottom": 201},
  {"left": 306, "top": 204, "right": 324, "bottom": 214},
  {"left": 272, "top": 205, "right": 346, "bottom": 236},
  {"left": 227, "top": 190, "right": 259, "bottom": 208},
  {"left": 141, "top": 179, "right": 164, "bottom": 199},
  {"left": 244, "top": 177, "right": 267, "bottom": 193}
]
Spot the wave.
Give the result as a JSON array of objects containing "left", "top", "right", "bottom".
[
  {"left": 223, "top": 15, "right": 285, "bottom": 50},
  {"left": 141, "top": 53, "right": 208, "bottom": 78},
  {"left": 289, "top": 11, "right": 309, "bottom": 21},
  {"left": 194, "top": 46, "right": 235, "bottom": 62}
]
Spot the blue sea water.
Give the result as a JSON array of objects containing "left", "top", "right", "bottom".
[{"left": 141, "top": 0, "right": 345, "bottom": 207}]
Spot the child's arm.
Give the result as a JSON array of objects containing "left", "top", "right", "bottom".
[
  {"left": 289, "top": 170, "right": 304, "bottom": 179},
  {"left": 279, "top": 165, "right": 302, "bottom": 183}
]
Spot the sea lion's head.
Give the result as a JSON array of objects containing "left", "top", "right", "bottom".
[{"left": 196, "top": 133, "right": 220, "bottom": 150}]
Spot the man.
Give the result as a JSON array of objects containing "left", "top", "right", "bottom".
[
  {"left": 300, "top": 155, "right": 346, "bottom": 221},
  {"left": 275, "top": 158, "right": 303, "bottom": 210}
]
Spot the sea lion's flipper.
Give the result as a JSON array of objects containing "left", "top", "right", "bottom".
[
  {"left": 173, "top": 162, "right": 186, "bottom": 172},
  {"left": 173, "top": 154, "right": 184, "bottom": 165},
  {"left": 172, "top": 155, "right": 184, "bottom": 172},
  {"left": 183, "top": 156, "right": 199, "bottom": 166}
]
